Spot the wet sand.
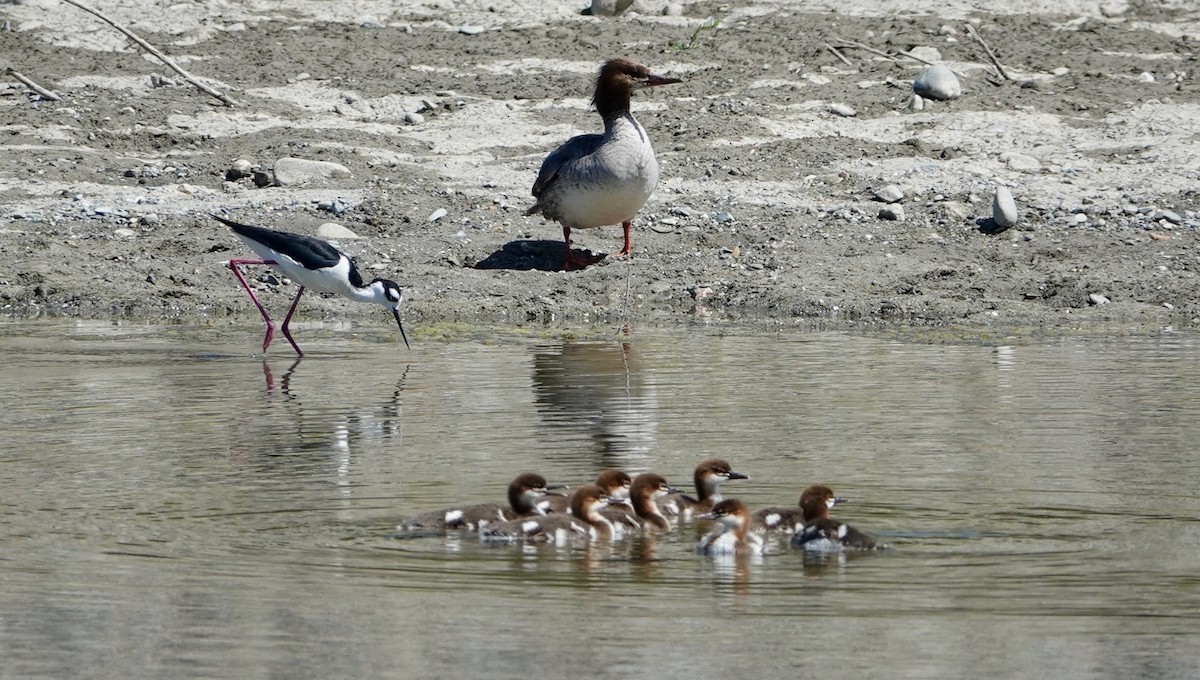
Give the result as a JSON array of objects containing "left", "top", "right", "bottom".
[{"left": 2, "top": 0, "right": 1198, "bottom": 337}]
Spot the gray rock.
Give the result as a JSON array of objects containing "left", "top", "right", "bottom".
[
  {"left": 992, "top": 186, "right": 1019, "bottom": 228},
  {"left": 1087, "top": 293, "right": 1110, "bottom": 306},
  {"left": 828, "top": 102, "right": 856, "bottom": 117},
  {"left": 589, "top": 0, "right": 635, "bottom": 15},
  {"left": 272, "top": 157, "right": 351, "bottom": 186},
  {"left": 878, "top": 205, "right": 905, "bottom": 221},
  {"left": 913, "top": 64, "right": 961, "bottom": 101},
  {"left": 227, "top": 159, "right": 253, "bottom": 181},
  {"left": 404, "top": 112, "right": 425, "bottom": 125},
  {"left": 872, "top": 185, "right": 904, "bottom": 204},
  {"left": 316, "top": 222, "right": 360, "bottom": 239},
  {"left": 662, "top": 2, "right": 684, "bottom": 15},
  {"left": 428, "top": 208, "right": 447, "bottom": 222},
  {"left": 1000, "top": 152, "right": 1041, "bottom": 172},
  {"left": 113, "top": 228, "right": 136, "bottom": 238},
  {"left": 713, "top": 211, "right": 735, "bottom": 224},
  {"left": 1153, "top": 209, "right": 1183, "bottom": 224},
  {"left": 459, "top": 25, "right": 485, "bottom": 35}
]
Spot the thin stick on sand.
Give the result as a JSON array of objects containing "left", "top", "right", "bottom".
[
  {"left": 825, "top": 43, "right": 854, "bottom": 67},
  {"left": 6, "top": 68, "right": 61, "bottom": 101},
  {"left": 965, "top": 23, "right": 1012, "bottom": 81},
  {"left": 59, "top": 0, "right": 237, "bottom": 106}
]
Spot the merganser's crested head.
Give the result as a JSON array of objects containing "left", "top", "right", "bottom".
[
  {"left": 697, "top": 498, "right": 751, "bottom": 530},
  {"left": 594, "top": 469, "right": 633, "bottom": 501},
  {"left": 693, "top": 458, "right": 749, "bottom": 498},
  {"left": 568, "top": 484, "right": 611, "bottom": 520},
  {"left": 799, "top": 485, "right": 846, "bottom": 522},
  {"left": 592, "top": 58, "right": 681, "bottom": 119},
  {"left": 507, "top": 473, "right": 559, "bottom": 513},
  {"left": 630, "top": 473, "right": 680, "bottom": 501}
]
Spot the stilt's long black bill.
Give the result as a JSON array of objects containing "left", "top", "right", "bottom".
[{"left": 393, "top": 309, "right": 411, "bottom": 349}]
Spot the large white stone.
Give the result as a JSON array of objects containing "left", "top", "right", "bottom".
[
  {"left": 272, "top": 157, "right": 352, "bottom": 186},
  {"left": 913, "top": 64, "right": 961, "bottom": 101}
]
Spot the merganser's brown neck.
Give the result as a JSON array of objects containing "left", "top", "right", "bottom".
[
  {"left": 799, "top": 484, "right": 842, "bottom": 523},
  {"left": 507, "top": 473, "right": 551, "bottom": 514},
  {"left": 591, "top": 58, "right": 681, "bottom": 126},
  {"left": 570, "top": 484, "right": 615, "bottom": 539}
]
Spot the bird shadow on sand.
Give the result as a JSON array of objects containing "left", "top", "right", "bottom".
[{"left": 474, "top": 240, "right": 607, "bottom": 271}]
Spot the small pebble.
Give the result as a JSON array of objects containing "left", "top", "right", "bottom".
[
  {"left": 1138, "top": 72, "right": 1155, "bottom": 83},
  {"left": 828, "top": 103, "right": 856, "bottom": 117},
  {"left": 651, "top": 222, "right": 676, "bottom": 234},
  {"left": 316, "top": 222, "right": 360, "bottom": 239},
  {"left": 872, "top": 185, "right": 904, "bottom": 204},
  {"left": 428, "top": 208, "right": 448, "bottom": 222},
  {"left": 227, "top": 159, "right": 253, "bottom": 181},
  {"left": 907, "top": 94, "right": 925, "bottom": 111},
  {"left": 404, "top": 112, "right": 425, "bottom": 125},
  {"left": 1087, "top": 293, "right": 1110, "bottom": 306},
  {"left": 878, "top": 205, "right": 905, "bottom": 221},
  {"left": 992, "top": 186, "right": 1019, "bottom": 228},
  {"left": 1000, "top": 152, "right": 1041, "bottom": 172},
  {"left": 713, "top": 211, "right": 735, "bottom": 224},
  {"left": 113, "top": 228, "right": 136, "bottom": 238},
  {"left": 1153, "top": 209, "right": 1182, "bottom": 224},
  {"left": 459, "top": 25, "right": 485, "bottom": 35},
  {"left": 913, "top": 64, "right": 961, "bottom": 101}
]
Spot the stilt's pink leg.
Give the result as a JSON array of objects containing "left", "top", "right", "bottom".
[
  {"left": 279, "top": 287, "right": 306, "bottom": 357},
  {"left": 228, "top": 258, "right": 278, "bottom": 352}
]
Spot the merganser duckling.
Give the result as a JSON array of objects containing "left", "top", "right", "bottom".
[
  {"left": 660, "top": 458, "right": 749, "bottom": 520},
  {"left": 480, "top": 485, "right": 616, "bottom": 544},
  {"left": 789, "top": 485, "right": 882, "bottom": 551},
  {"left": 625, "top": 473, "right": 684, "bottom": 531},
  {"left": 695, "top": 499, "right": 765, "bottom": 556},
  {"left": 397, "top": 473, "right": 560, "bottom": 533},
  {"left": 525, "top": 58, "right": 682, "bottom": 270},
  {"left": 752, "top": 484, "right": 847, "bottom": 534},
  {"left": 540, "top": 469, "right": 632, "bottom": 514}
]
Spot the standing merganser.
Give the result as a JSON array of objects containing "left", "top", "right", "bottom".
[
  {"left": 752, "top": 484, "right": 847, "bottom": 534},
  {"left": 397, "top": 473, "right": 561, "bottom": 533},
  {"left": 695, "top": 499, "right": 765, "bottom": 556},
  {"left": 480, "top": 485, "right": 616, "bottom": 544},
  {"left": 525, "top": 58, "right": 682, "bottom": 270},
  {"left": 660, "top": 458, "right": 749, "bottom": 520},
  {"left": 789, "top": 485, "right": 883, "bottom": 551},
  {"left": 540, "top": 469, "right": 632, "bottom": 514},
  {"left": 214, "top": 214, "right": 409, "bottom": 355}
]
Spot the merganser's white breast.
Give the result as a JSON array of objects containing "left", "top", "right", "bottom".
[{"left": 531, "top": 114, "right": 659, "bottom": 230}]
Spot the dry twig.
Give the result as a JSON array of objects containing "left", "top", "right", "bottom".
[
  {"left": 834, "top": 39, "right": 898, "bottom": 62},
  {"left": 60, "top": 0, "right": 237, "bottom": 106},
  {"left": 965, "top": 23, "right": 1012, "bottom": 81},
  {"left": 6, "top": 68, "right": 61, "bottom": 101},
  {"left": 825, "top": 43, "right": 854, "bottom": 67}
]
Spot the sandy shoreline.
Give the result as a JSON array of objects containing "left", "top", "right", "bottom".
[{"left": 2, "top": 0, "right": 1198, "bottom": 338}]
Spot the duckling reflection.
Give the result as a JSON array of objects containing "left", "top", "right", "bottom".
[{"left": 531, "top": 339, "right": 658, "bottom": 467}]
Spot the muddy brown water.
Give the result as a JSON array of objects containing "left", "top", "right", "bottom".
[{"left": 2, "top": 322, "right": 1199, "bottom": 678}]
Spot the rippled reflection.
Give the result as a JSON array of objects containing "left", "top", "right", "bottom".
[
  {"left": 530, "top": 337, "right": 657, "bottom": 467},
  {"left": 1, "top": 324, "right": 1199, "bottom": 679}
]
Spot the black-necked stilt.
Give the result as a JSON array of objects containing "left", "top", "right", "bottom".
[
  {"left": 525, "top": 59, "right": 681, "bottom": 270},
  {"left": 214, "top": 214, "right": 409, "bottom": 356}
]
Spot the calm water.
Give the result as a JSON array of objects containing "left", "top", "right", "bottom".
[{"left": 2, "top": 321, "right": 1199, "bottom": 679}]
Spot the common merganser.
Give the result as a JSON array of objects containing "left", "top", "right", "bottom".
[
  {"left": 752, "top": 484, "right": 847, "bottom": 534},
  {"left": 525, "top": 58, "right": 682, "bottom": 270},
  {"left": 397, "top": 473, "right": 561, "bottom": 533},
  {"left": 625, "top": 473, "right": 684, "bottom": 531},
  {"left": 660, "top": 458, "right": 749, "bottom": 520},
  {"left": 214, "top": 214, "right": 409, "bottom": 356},
  {"left": 695, "top": 499, "right": 765, "bottom": 556},
  {"left": 480, "top": 484, "right": 616, "bottom": 543},
  {"left": 539, "top": 468, "right": 632, "bottom": 514},
  {"left": 788, "top": 485, "right": 883, "bottom": 551}
]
